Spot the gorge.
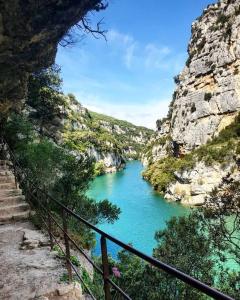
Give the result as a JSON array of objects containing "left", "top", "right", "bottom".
[{"left": 0, "top": 0, "right": 240, "bottom": 299}]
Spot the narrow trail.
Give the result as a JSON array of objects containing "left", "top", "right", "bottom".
[{"left": 0, "top": 160, "right": 84, "bottom": 300}]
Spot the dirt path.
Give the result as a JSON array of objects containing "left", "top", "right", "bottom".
[{"left": 0, "top": 221, "right": 84, "bottom": 300}]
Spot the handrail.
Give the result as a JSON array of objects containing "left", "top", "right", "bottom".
[{"left": 2, "top": 137, "right": 234, "bottom": 300}]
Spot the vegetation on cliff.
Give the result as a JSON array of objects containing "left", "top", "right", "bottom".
[
  {"left": 82, "top": 183, "right": 240, "bottom": 299},
  {"left": 143, "top": 113, "right": 240, "bottom": 194},
  {"left": 63, "top": 99, "right": 153, "bottom": 162},
  {"left": 24, "top": 66, "right": 152, "bottom": 174},
  {"left": 89, "top": 111, "right": 153, "bottom": 158},
  {"left": 142, "top": 0, "right": 240, "bottom": 205}
]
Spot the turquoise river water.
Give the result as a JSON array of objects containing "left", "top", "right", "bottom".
[{"left": 88, "top": 161, "right": 189, "bottom": 257}]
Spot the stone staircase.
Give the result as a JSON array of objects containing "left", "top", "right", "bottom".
[{"left": 0, "top": 160, "right": 30, "bottom": 224}]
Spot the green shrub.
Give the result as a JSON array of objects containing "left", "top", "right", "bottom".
[
  {"left": 173, "top": 75, "right": 180, "bottom": 85},
  {"left": 52, "top": 245, "right": 65, "bottom": 258},
  {"left": 70, "top": 255, "right": 80, "bottom": 266},
  {"left": 204, "top": 92, "right": 212, "bottom": 101},
  {"left": 94, "top": 161, "right": 105, "bottom": 176},
  {"left": 142, "top": 156, "right": 195, "bottom": 193},
  {"left": 234, "top": 68, "right": 239, "bottom": 75},
  {"left": 191, "top": 103, "right": 196, "bottom": 113},
  {"left": 210, "top": 113, "right": 240, "bottom": 144},
  {"left": 60, "top": 273, "right": 69, "bottom": 283},
  {"left": 217, "top": 14, "right": 230, "bottom": 26}
]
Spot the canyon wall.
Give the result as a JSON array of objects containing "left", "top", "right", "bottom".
[
  {"left": 26, "top": 93, "right": 153, "bottom": 174},
  {"left": 143, "top": 0, "right": 240, "bottom": 205},
  {"left": 171, "top": 0, "right": 240, "bottom": 153}
]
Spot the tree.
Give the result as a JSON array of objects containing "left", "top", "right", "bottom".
[
  {"left": 199, "top": 180, "right": 240, "bottom": 265},
  {"left": 27, "top": 65, "right": 66, "bottom": 134},
  {"left": 147, "top": 215, "right": 215, "bottom": 300},
  {"left": 108, "top": 214, "right": 215, "bottom": 300},
  {"left": 4, "top": 114, "right": 120, "bottom": 249},
  {"left": 195, "top": 179, "right": 240, "bottom": 299}
]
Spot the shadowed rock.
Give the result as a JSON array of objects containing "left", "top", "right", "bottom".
[{"left": 0, "top": 0, "right": 106, "bottom": 116}]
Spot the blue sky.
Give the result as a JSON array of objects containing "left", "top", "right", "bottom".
[{"left": 56, "top": 0, "right": 217, "bottom": 129}]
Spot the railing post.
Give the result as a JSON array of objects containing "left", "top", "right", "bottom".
[
  {"left": 101, "top": 235, "right": 111, "bottom": 300},
  {"left": 13, "top": 165, "right": 18, "bottom": 189},
  {"left": 46, "top": 198, "right": 54, "bottom": 250},
  {"left": 62, "top": 208, "right": 73, "bottom": 282},
  {"left": 0, "top": 129, "right": 4, "bottom": 160}
]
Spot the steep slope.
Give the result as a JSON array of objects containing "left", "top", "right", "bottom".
[
  {"left": 63, "top": 96, "right": 153, "bottom": 174},
  {"left": 89, "top": 111, "right": 153, "bottom": 159},
  {"left": 26, "top": 93, "right": 153, "bottom": 174},
  {"left": 172, "top": 0, "right": 240, "bottom": 154},
  {"left": 143, "top": 0, "right": 240, "bottom": 205}
]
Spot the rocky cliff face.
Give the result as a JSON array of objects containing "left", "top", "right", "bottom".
[
  {"left": 165, "top": 160, "right": 238, "bottom": 205},
  {"left": 26, "top": 93, "right": 152, "bottom": 174},
  {"left": 0, "top": 0, "right": 106, "bottom": 117},
  {"left": 63, "top": 98, "right": 153, "bottom": 173},
  {"left": 171, "top": 0, "right": 240, "bottom": 153},
  {"left": 143, "top": 0, "right": 240, "bottom": 205}
]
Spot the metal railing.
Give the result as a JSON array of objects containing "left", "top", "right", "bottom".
[{"left": 1, "top": 138, "right": 234, "bottom": 300}]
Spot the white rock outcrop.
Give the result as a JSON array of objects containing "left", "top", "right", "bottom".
[
  {"left": 174, "top": 0, "right": 240, "bottom": 150},
  {"left": 148, "top": 0, "right": 240, "bottom": 159},
  {"left": 144, "top": 0, "right": 240, "bottom": 205},
  {"left": 165, "top": 160, "right": 236, "bottom": 206}
]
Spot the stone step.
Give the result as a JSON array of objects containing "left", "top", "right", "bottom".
[
  {"left": 0, "top": 189, "right": 22, "bottom": 197},
  {"left": 0, "top": 160, "right": 10, "bottom": 165},
  {"left": 0, "top": 176, "right": 15, "bottom": 183},
  {"left": 0, "top": 182, "right": 16, "bottom": 189},
  {"left": 0, "top": 165, "right": 10, "bottom": 171},
  {"left": 0, "top": 203, "right": 30, "bottom": 217},
  {"left": 0, "top": 210, "right": 30, "bottom": 224},
  {"left": 0, "top": 170, "right": 13, "bottom": 176},
  {"left": 0, "top": 195, "right": 25, "bottom": 206}
]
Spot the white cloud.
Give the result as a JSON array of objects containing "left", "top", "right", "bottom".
[
  {"left": 73, "top": 91, "right": 170, "bottom": 129},
  {"left": 108, "top": 29, "right": 133, "bottom": 45},
  {"left": 107, "top": 29, "right": 137, "bottom": 69},
  {"left": 107, "top": 29, "right": 184, "bottom": 73},
  {"left": 144, "top": 44, "right": 172, "bottom": 69},
  {"left": 124, "top": 43, "right": 137, "bottom": 69}
]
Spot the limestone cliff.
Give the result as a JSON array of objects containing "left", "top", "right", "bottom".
[
  {"left": 171, "top": 0, "right": 240, "bottom": 153},
  {"left": 25, "top": 93, "right": 153, "bottom": 174},
  {"left": 143, "top": 0, "right": 240, "bottom": 205},
  {"left": 62, "top": 97, "right": 153, "bottom": 173}
]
